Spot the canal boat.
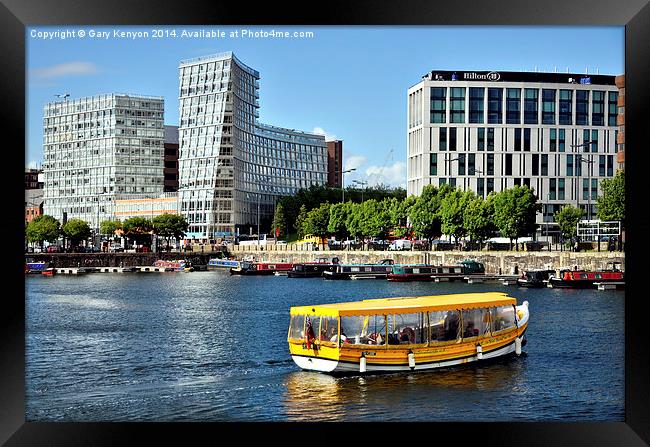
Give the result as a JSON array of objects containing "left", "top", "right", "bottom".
[
  {"left": 387, "top": 264, "right": 465, "bottom": 281},
  {"left": 517, "top": 269, "right": 555, "bottom": 288},
  {"left": 154, "top": 259, "right": 192, "bottom": 272},
  {"left": 207, "top": 258, "right": 241, "bottom": 270},
  {"left": 25, "top": 261, "right": 48, "bottom": 274},
  {"left": 230, "top": 261, "right": 294, "bottom": 275},
  {"left": 288, "top": 292, "right": 529, "bottom": 374},
  {"left": 287, "top": 257, "right": 340, "bottom": 278},
  {"left": 323, "top": 259, "right": 395, "bottom": 280},
  {"left": 547, "top": 267, "right": 624, "bottom": 289},
  {"left": 41, "top": 267, "right": 56, "bottom": 276}
]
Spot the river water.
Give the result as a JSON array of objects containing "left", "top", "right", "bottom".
[{"left": 25, "top": 272, "right": 624, "bottom": 421}]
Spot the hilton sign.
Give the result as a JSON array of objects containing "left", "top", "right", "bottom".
[{"left": 463, "top": 72, "right": 501, "bottom": 81}]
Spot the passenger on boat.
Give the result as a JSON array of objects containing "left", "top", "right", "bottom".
[
  {"left": 367, "top": 332, "right": 384, "bottom": 345},
  {"left": 321, "top": 323, "right": 337, "bottom": 341},
  {"left": 444, "top": 311, "right": 460, "bottom": 341},
  {"left": 399, "top": 327, "right": 416, "bottom": 343}
]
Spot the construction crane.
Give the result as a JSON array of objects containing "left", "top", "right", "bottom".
[{"left": 368, "top": 148, "right": 394, "bottom": 187}]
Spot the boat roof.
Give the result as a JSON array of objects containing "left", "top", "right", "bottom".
[{"left": 290, "top": 292, "right": 516, "bottom": 317}]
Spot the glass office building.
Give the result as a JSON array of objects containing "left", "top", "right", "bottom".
[
  {"left": 42, "top": 94, "right": 165, "bottom": 229},
  {"left": 178, "top": 52, "right": 327, "bottom": 238},
  {"left": 407, "top": 70, "right": 619, "bottom": 223}
]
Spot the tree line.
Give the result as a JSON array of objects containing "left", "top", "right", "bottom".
[{"left": 25, "top": 213, "right": 188, "bottom": 249}]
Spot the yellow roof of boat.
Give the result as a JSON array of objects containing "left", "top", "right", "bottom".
[{"left": 290, "top": 292, "right": 516, "bottom": 317}]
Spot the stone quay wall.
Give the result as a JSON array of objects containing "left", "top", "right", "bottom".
[
  {"left": 228, "top": 247, "right": 625, "bottom": 274},
  {"left": 25, "top": 251, "right": 223, "bottom": 268}
]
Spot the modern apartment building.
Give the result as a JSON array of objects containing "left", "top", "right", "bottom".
[
  {"left": 407, "top": 70, "right": 620, "bottom": 224},
  {"left": 327, "top": 140, "right": 343, "bottom": 188},
  {"left": 114, "top": 193, "right": 178, "bottom": 221},
  {"left": 178, "top": 52, "right": 328, "bottom": 239},
  {"left": 164, "top": 125, "right": 179, "bottom": 192},
  {"left": 42, "top": 93, "right": 165, "bottom": 229},
  {"left": 25, "top": 168, "right": 44, "bottom": 189}
]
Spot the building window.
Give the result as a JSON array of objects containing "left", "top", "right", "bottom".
[
  {"left": 559, "top": 89, "right": 573, "bottom": 125},
  {"left": 439, "top": 127, "right": 447, "bottom": 150},
  {"left": 449, "top": 177, "right": 457, "bottom": 188},
  {"left": 567, "top": 155, "right": 573, "bottom": 176},
  {"left": 599, "top": 155, "right": 606, "bottom": 177},
  {"left": 550, "top": 128, "right": 557, "bottom": 152},
  {"left": 524, "top": 88, "right": 538, "bottom": 124},
  {"left": 506, "top": 88, "right": 521, "bottom": 124},
  {"left": 487, "top": 154, "right": 494, "bottom": 176},
  {"left": 487, "top": 177, "right": 494, "bottom": 193},
  {"left": 559, "top": 129, "right": 566, "bottom": 152},
  {"left": 514, "top": 128, "right": 521, "bottom": 151},
  {"left": 458, "top": 153, "right": 466, "bottom": 175},
  {"left": 430, "top": 153, "right": 437, "bottom": 176},
  {"left": 542, "top": 89, "right": 556, "bottom": 125},
  {"left": 487, "top": 128, "right": 494, "bottom": 151},
  {"left": 468, "top": 153, "right": 475, "bottom": 175},
  {"left": 487, "top": 88, "right": 503, "bottom": 124},
  {"left": 591, "top": 179, "right": 598, "bottom": 200},
  {"left": 592, "top": 91, "right": 605, "bottom": 126},
  {"left": 505, "top": 154, "right": 513, "bottom": 176},
  {"left": 549, "top": 178, "right": 556, "bottom": 200},
  {"left": 430, "top": 87, "right": 446, "bottom": 123},
  {"left": 591, "top": 130, "right": 598, "bottom": 152},
  {"left": 608, "top": 91, "right": 618, "bottom": 126},
  {"left": 477, "top": 178, "right": 485, "bottom": 197},
  {"left": 449, "top": 127, "right": 457, "bottom": 151},
  {"left": 524, "top": 128, "right": 531, "bottom": 151},
  {"left": 576, "top": 90, "right": 589, "bottom": 125},
  {"left": 541, "top": 154, "right": 548, "bottom": 176},
  {"left": 450, "top": 87, "right": 466, "bottom": 123},
  {"left": 607, "top": 155, "right": 613, "bottom": 177},
  {"left": 583, "top": 178, "right": 589, "bottom": 200},
  {"left": 469, "top": 88, "right": 484, "bottom": 124},
  {"left": 477, "top": 128, "right": 485, "bottom": 150},
  {"left": 558, "top": 178, "right": 565, "bottom": 200},
  {"left": 532, "top": 154, "right": 539, "bottom": 175}
]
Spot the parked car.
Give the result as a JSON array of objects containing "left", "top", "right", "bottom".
[
  {"left": 389, "top": 239, "right": 412, "bottom": 251},
  {"left": 46, "top": 245, "right": 61, "bottom": 253},
  {"left": 85, "top": 246, "right": 101, "bottom": 253},
  {"left": 109, "top": 244, "right": 124, "bottom": 253}
]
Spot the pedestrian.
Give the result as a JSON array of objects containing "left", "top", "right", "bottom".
[{"left": 574, "top": 240, "right": 579, "bottom": 252}]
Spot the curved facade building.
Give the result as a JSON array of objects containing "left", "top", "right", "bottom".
[
  {"left": 407, "top": 70, "right": 620, "bottom": 224},
  {"left": 178, "top": 52, "right": 327, "bottom": 238}
]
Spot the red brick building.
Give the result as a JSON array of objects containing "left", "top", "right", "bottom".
[
  {"left": 327, "top": 140, "right": 343, "bottom": 188},
  {"left": 615, "top": 74, "right": 624, "bottom": 171}
]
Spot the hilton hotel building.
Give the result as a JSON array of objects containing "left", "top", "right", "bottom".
[
  {"left": 407, "top": 70, "right": 620, "bottom": 224},
  {"left": 178, "top": 52, "right": 327, "bottom": 238}
]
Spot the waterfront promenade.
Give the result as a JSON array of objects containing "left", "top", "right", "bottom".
[{"left": 27, "top": 248, "right": 624, "bottom": 273}]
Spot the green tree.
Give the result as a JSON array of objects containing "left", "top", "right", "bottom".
[
  {"left": 100, "top": 220, "right": 122, "bottom": 239},
  {"left": 152, "top": 214, "right": 188, "bottom": 249},
  {"left": 328, "top": 202, "right": 352, "bottom": 240},
  {"left": 408, "top": 183, "right": 453, "bottom": 240},
  {"left": 345, "top": 203, "right": 365, "bottom": 240},
  {"left": 554, "top": 204, "right": 583, "bottom": 243},
  {"left": 440, "top": 189, "right": 475, "bottom": 244},
  {"left": 294, "top": 205, "right": 308, "bottom": 239},
  {"left": 122, "top": 217, "right": 153, "bottom": 246},
  {"left": 387, "top": 196, "right": 416, "bottom": 238},
  {"left": 493, "top": 185, "right": 542, "bottom": 250},
  {"left": 26, "top": 215, "right": 60, "bottom": 249},
  {"left": 61, "top": 219, "right": 91, "bottom": 247},
  {"left": 596, "top": 170, "right": 625, "bottom": 223},
  {"left": 303, "top": 203, "right": 331, "bottom": 249},
  {"left": 463, "top": 193, "right": 497, "bottom": 248},
  {"left": 271, "top": 203, "right": 287, "bottom": 239},
  {"left": 361, "top": 199, "right": 391, "bottom": 240}
]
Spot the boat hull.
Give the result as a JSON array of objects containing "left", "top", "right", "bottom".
[{"left": 548, "top": 278, "right": 622, "bottom": 289}]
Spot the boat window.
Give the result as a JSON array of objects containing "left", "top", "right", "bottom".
[
  {"left": 461, "top": 309, "right": 490, "bottom": 339},
  {"left": 388, "top": 313, "right": 428, "bottom": 344},
  {"left": 289, "top": 315, "right": 305, "bottom": 339},
  {"left": 428, "top": 310, "right": 461, "bottom": 342},
  {"left": 580, "top": 273, "right": 588, "bottom": 279},
  {"left": 319, "top": 316, "right": 339, "bottom": 342},
  {"left": 490, "top": 306, "right": 516, "bottom": 333},
  {"left": 341, "top": 315, "right": 386, "bottom": 346}
]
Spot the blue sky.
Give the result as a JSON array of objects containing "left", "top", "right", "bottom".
[{"left": 26, "top": 26, "right": 624, "bottom": 187}]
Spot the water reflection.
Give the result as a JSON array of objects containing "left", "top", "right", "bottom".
[{"left": 283, "top": 355, "right": 527, "bottom": 421}]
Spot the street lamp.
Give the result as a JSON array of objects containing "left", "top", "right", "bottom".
[
  {"left": 446, "top": 155, "right": 460, "bottom": 187},
  {"left": 474, "top": 168, "right": 483, "bottom": 198},
  {"left": 342, "top": 168, "right": 356, "bottom": 203},
  {"left": 353, "top": 180, "right": 368, "bottom": 202},
  {"left": 570, "top": 141, "right": 596, "bottom": 221}
]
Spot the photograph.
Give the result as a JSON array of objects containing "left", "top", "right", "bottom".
[
  {"left": 2, "top": 1, "right": 648, "bottom": 443},
  {"left": 23, "top": 25, "right": 626, "bottom": 422}
]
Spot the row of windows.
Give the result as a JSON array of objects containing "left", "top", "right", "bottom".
[{"left": 428, "top": 87, "right": 617, "bottom": 126}]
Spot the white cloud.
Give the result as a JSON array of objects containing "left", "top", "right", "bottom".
[
  {"left": 31, "top": 61, "right": 99, "bottom": 79},
  {"left": 364, "top": 161, "right": 406, "bottom": 188},
  {"left": 344, "top": 154, "right": 367, "bottom": 172},
  {"left": 312, "top": 127, "right": 337, "bottom": 142}
]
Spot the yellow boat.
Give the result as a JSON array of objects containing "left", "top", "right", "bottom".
[{"left": 288, "top": 292, "right": 529, "bottom": 374}]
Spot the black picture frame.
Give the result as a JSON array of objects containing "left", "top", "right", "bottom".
[{"left": 3, "top": 0, "right": 649, "bottom": 444}]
